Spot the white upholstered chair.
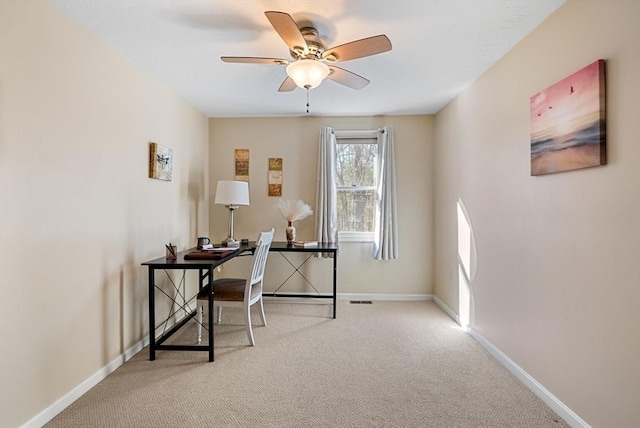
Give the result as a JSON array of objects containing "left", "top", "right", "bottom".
[{"left": 196, "top": 228, "right": 274, "bottom": 346}]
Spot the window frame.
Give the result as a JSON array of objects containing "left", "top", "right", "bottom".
[{"left": 334, "top": 130, "right": 379, "bottom": 243}]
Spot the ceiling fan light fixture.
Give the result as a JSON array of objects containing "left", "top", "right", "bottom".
[{"left": 286, "top": 59, "right": 330, "bottom": 89}]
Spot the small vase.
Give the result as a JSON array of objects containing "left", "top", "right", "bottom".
[{"left": 286, "top": 221, "right": 296, "bottom": 244}]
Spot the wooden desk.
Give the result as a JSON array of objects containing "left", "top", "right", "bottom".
[
  {"left": 141, "top": 245, "right": 249, "bottom": 362},
  {"left": 266, "top": 242, "right": 339, "bottom": 319}
]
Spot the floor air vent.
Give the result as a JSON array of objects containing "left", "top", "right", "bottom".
[{"left": 350, "top": 300, "right": 373, "bottom": 304}]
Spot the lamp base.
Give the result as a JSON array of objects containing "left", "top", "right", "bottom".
[{"left": 223, "top": 238, "right": 240, "bottom": 248}]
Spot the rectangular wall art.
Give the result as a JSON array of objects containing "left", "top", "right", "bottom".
[
  {"left": 235, "top": 149, "right": 249, "bottom": 182},
  {"left": 268, "top": 157, "right": 283, "bottom": 196},
  {"left": 530, "top": 59, "right": 606, "bottom": 176},
  {"left": 149, "top": 142, "right": 173, "bottom": 181}
]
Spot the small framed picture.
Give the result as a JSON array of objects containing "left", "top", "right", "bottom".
[{"left": 149, "top": 142, "right": 173, "bottom": 181}]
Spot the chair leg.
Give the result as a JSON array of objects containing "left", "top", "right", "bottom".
[
  {"left": 258, "top": 298, "right": 267, "bottom": 327},
  {"left": 244, "top": 304, "right": 255, "bottom": 346},
  {"left": 196, "top": 304, "right": 203, "bottom": 344},
  {"left": 216, "top": 306, "right": 222, "bottom": 324}
]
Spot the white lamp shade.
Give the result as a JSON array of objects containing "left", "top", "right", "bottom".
[
  {"left": 214, "top": 180, "right": 250, "bottom": 206},
  {"left": 286, "top": 59, "right": 330, "bottom": 89}
]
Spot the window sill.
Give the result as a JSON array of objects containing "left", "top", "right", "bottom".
[{"left": 338, "top": 232, "right": 374, "bottom": 243}]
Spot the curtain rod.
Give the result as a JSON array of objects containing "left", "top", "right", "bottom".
[{"left": 332, "top": 128, "right": 385, "bottom": 138}]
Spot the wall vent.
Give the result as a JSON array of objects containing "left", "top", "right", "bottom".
[{"left": 350, "top": 300, "right": 373, "bottom": 304}]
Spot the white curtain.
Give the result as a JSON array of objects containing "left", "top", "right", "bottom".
[
  {"left": 373, "top": 126, "right": 399, "bottom": 260},
  {"left": 315, "top": 126, "right": 337, "bottom": 245}
]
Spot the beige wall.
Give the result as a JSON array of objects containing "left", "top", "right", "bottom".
[
  {"left": 209, "top": 116, "right": 434, "bottom": 296},
  {"left": 3, "top": 0, "right": 636, "bottom": 426},
  {"left": 0, "top": 1, "right": 209, "bottom": 427},
  {"left": 434, "top": 1, "right": 640, "bottom": 426}
]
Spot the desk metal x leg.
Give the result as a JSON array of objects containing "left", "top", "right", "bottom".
[
  {"left": 272, "top": 252, "right": 321, "bottom": 295},
  {"left": 264, "top": 246, "right": 338, "bottom": 320},
  {"left": 152, "top": 270, "right": 197, "bottom": 337},
  {"left": 148, "top": 266, "right": 215, "bottom": 362}
]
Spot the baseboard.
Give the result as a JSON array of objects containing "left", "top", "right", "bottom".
[
  {"left": 431, "top": 296, "right": 589, "bottom": 428},
  {"left": 22, "top": 337, "right": 149, "bottom": 428},
  {"left": 467, "top": 328, "right": 590, "bottom": 428},
  {"left": 338, "top": 293, "right": 433, "bottom": 301},
  {"left": 432, "top": 295, "right": 461, "bottom": 325},
  {"left": 264, "top": 293, "right": 433, "bottom": 301}
]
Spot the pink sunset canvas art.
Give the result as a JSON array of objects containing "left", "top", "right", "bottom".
[{"left": 530, "top": 59, "right": 606, "bottom": 176}]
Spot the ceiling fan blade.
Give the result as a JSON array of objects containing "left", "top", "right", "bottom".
[
  {"left": 264, "top": 11, "right": 308, "bottom": 56},
  {"left": 221, "top": 56, "right": 289, "bottom": 65},
  {"left": 327, "top": 66, "right": 370, "bottom": 90},
  {"left": 322, "top": 35, "right": 392, "bottom": 63},
  {"left": 278, "top": 77, "right": 297, "bottom": 92}
]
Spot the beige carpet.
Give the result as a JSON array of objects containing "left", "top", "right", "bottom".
[{"left": 46, "top": 300, "right": 568, "bottom": 427}]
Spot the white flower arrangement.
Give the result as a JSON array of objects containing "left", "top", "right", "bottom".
[{"left": 275, "top": 199, "right": 313, "bottom": 224}]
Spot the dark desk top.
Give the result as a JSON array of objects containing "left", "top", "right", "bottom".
[
  {"left": 141, "top": 244, "right": 250, "bottom": 268},
  {"left": 269, "top": 241, "right": 338, "bottom": 253},
  {"left": 141, "top": 241, "right": 338, "bottom": 267}
]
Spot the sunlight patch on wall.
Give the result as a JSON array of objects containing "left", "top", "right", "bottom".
[{"left": 457, "top": 199, "right": 476, "bottom": 329}]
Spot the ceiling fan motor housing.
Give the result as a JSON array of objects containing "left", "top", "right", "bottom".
[{"left": 290, "top": 27, "right": 328, "bottom": 61}]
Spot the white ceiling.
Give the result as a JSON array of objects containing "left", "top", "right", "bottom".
[{"left": 51, "top": 0, "right": 564, "bottom": 118}]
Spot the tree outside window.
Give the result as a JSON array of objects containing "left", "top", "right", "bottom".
[{"left": 336, "top": 139, "right": 377, "bottom": 239}]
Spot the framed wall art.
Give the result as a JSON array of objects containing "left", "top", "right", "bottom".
[
  {"left": 149, "top": 142, "right": 173, "bottom": 181},
  {"left": 268, "top": 157, "right": 283, "bottom": 196},
  {"left": 235, "top": 149, "right": 249, "bottom": 182},
  {"left": 530, "top": 59, "right": 606, "bottom": 176}
]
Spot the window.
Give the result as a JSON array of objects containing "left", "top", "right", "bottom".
[
  {"left": 317, "top": 126, "right": 397, "bottom": 258},
  {"left": 335, "top": 132, "right": 378, "bottom": 242}
]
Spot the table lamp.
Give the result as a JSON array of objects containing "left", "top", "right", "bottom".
[{"left": 215, "top": 180, "right": 250, "bottom": 247}]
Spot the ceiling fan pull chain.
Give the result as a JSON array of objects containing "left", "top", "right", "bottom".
[{"left": 306, "top": 87, "right": 310, "bottom": 114}]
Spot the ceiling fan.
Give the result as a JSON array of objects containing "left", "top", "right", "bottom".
[{"left": 221, "top": 11, "right": 392, "bottom": 93}]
